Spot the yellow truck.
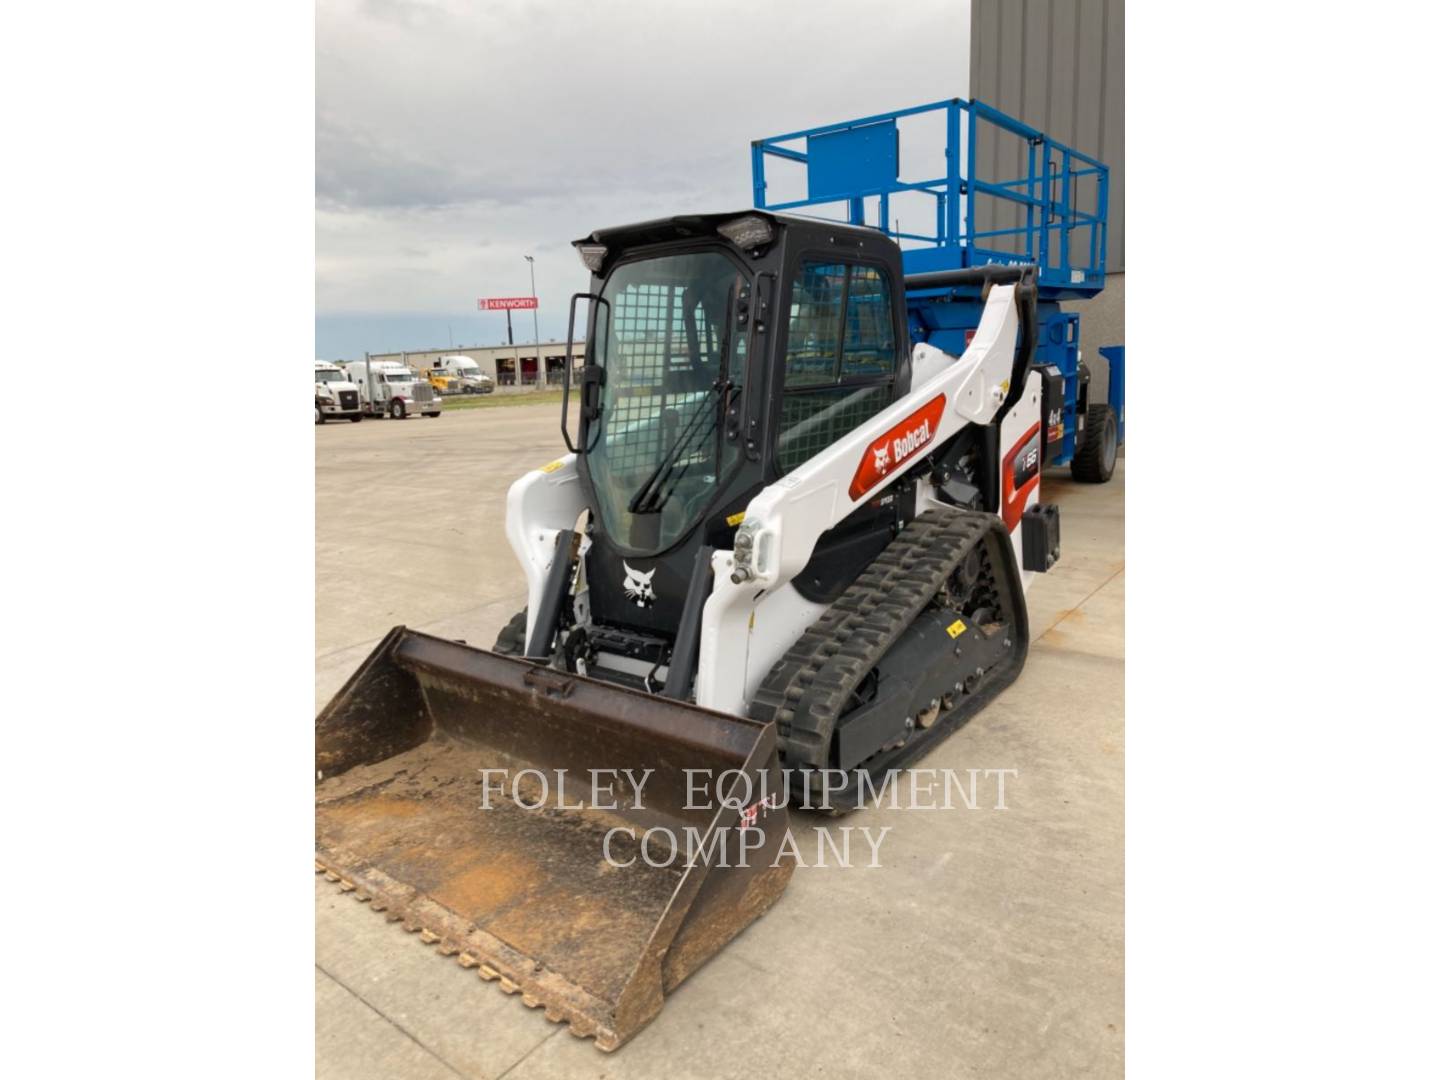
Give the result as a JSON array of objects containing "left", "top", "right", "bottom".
[
  {"left": 423, "top": 368, "right": 459, "bottom": 395},
  {"left": 424, "top": 354, "right": 495, "bottom": 395}
]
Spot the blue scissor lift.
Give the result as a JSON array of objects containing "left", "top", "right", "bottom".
[{"left": 751, "top": 97, "right": 1123, "bottom": 475}]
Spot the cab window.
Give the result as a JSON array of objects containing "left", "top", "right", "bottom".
[{"left": 776, "top": 260, "right": 897, "bottom": 473}]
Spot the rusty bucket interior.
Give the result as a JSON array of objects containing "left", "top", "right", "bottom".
[{"left": 315, "top": 627, "right": 794, "bottom": 1051}]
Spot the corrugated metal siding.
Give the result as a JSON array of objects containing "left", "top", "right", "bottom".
[{"left": 970, "top": 0, "right": 1124, "bottom": 272}]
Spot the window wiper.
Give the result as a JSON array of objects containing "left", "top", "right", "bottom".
[
  {"left": 628, "top": 285, "right": 737, "bottom": 517},
  {"left": 627, "top": 380, "right": 724, "bottom": 515}
]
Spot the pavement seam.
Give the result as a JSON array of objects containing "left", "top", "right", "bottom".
[
  {"left": 1036, "top": 564, "right": 1124, "bottom": 644},
  {"left": 314, "top": 637, "right": 386, "bottom": 663},
  {"left": 315, "top": 531, "right": 482, "bottom": 555},
  {"left": 491, "top": 1027, "right": 562, "bottom": 1080},
  {"left": 315, "top": 961, "right": 474, "bottom": 1080},
  {"left": 315, "top": 597, "right": 523, "bottom": 662},
  {"left": 1028, "top": 639, "right": 1125, "bottom": 667}
]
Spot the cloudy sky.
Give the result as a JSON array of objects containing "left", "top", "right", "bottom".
[{"left": 317, "top": 0, "right": 970, "bottom": 360}]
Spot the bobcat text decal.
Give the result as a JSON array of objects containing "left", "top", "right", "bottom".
[{"left": 848, "top": 394, "right": 948, "bottom": 501}]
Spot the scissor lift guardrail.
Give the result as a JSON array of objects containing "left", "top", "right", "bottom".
[
  {"left": 752, "top": 96, "right": 1108, "bottom": 299},
  {"left": 752, "top": 96, "right": 1118, "bottom": 472}
]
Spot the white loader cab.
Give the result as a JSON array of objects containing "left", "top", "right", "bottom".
[
  {"left": 315, "top": 361, "right": 362, "bottom": 423},
  {"left": 343, "top": 358, "right": 442, "bottom": 419},
  {"left": 433, "top": 354, "right": 494, "bottom": 394}
]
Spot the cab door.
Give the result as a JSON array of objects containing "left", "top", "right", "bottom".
[{"left": 770, "top": 256, "right": 909, "bottom": 602}]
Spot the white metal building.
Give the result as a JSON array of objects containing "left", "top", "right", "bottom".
[{"left": 365, "top": 340, "right": 584, "bottom": 390}]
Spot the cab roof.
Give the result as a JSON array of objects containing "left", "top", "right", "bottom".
[{"left": 575, "top": 209, "right": 883, "bottom": 259}]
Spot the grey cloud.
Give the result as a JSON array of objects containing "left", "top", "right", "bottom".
[
  {"left": 356, "top": 0, "right": 451, "bottom": 30},
  {"left": 318, "top": 110, "right": 737, "bottom": 212},
  {"left": 316, "top": 112, "right": 611, "bottom": 210},
  {"left": 317, "top": 0, "right": 969, "bottom": 326},
  {"left": 317, "top": 115, "right": 475, "bottom": 209}
]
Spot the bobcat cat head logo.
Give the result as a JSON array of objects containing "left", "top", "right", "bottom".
[
  {"left": 872, "top": 444, "right": 891, "bottom": 473},
  {"left": 622, "top": 562, "right": 656, "bottom": 607}
]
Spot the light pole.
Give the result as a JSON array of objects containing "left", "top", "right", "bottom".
[{"left": 524, "top": 255, "right": 542, "bottom": 388}]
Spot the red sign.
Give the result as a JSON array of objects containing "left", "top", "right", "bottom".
[
  {"left": 848, "top": 394, "right": 947, "bottom": 502},
  {"left": 478, "top": 296, "right": 538, "bottom": 311}
]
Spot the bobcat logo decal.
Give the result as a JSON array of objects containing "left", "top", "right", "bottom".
[
  {"left": 872, "top": 444, "right": 891, "bottom": 474},
  {"left": 622, "top": 562, "right": 656, "bottom": 608}
]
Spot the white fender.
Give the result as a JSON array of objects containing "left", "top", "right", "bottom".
[{"left": 504, "top": 454, "right": 585, "bottom": 646}]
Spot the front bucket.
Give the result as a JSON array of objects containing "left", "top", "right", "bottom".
[{"left": 315, "top": 627, "right": 794, "bottom": 1051}]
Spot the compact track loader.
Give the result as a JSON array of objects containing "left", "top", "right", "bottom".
[{"left": 316, "top": 210, "right": 1072, "bottom": 1049}]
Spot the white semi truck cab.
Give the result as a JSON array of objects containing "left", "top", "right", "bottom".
[
  {"left": 343, "top": 359, "right": 442, "bottom": 419},
  {"left": 315, "top": 361, "right": 363, "bottom": 423},
  {"left": 433, "top": 354, "right": 495, "bottom": 394}
]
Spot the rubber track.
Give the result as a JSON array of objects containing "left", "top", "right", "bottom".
[{"left": 750, "top": 507, "right": 998, "bottom": 768}]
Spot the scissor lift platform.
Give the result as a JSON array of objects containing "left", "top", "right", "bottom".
[
  {"left": 752, "top": 96, "right": 1109, "bottom": 300},
  {"left": 752, "top": 96, "right": 1118, "bottom": 474}
]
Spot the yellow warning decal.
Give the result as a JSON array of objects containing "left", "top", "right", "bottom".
[
  {"left": 726, "top": 511, "right": 746, "bottom": 527},
  {"left": 946, "top": 618, "right": 967, "bottom": 639},
  {"left": 538, "top": 460, "right": 565, "bottom": 474}
]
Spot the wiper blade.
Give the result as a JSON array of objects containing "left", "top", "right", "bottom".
[
  {"left": 628, "top": 382, "right": 722, "bottom": 515},
  {"left": 627, "top": 282, "right": 738, "bottom": 517}
]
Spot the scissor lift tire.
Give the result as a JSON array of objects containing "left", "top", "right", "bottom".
[{"left": 1071, "top": 402, "right": 1118, "bottom": 483}]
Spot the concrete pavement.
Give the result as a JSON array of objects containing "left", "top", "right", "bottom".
[{"left": 315, "top": 403, "right": 1124, "bottom": 1079}]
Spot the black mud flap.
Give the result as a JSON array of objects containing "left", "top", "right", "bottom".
[{"left": 1022, "top": 502, "right": 1060, "bottom": 572}]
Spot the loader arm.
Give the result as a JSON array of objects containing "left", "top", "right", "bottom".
[
  {"left": 694, "top": 282, "right": 1027, "bottom": 715},
  {"left": 731, "top": 281, "right": 1021, "bottom": 592}
]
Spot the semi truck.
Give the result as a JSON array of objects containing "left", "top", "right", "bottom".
[
  {"left": 426, "top": 354, "right": 495, "bottom": 395},
  {"left": 343, "top": 357, "right": 442, "bottom": 419},
  {"left": 314, "top": 361, "right": 362, "bottom": 424}
]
